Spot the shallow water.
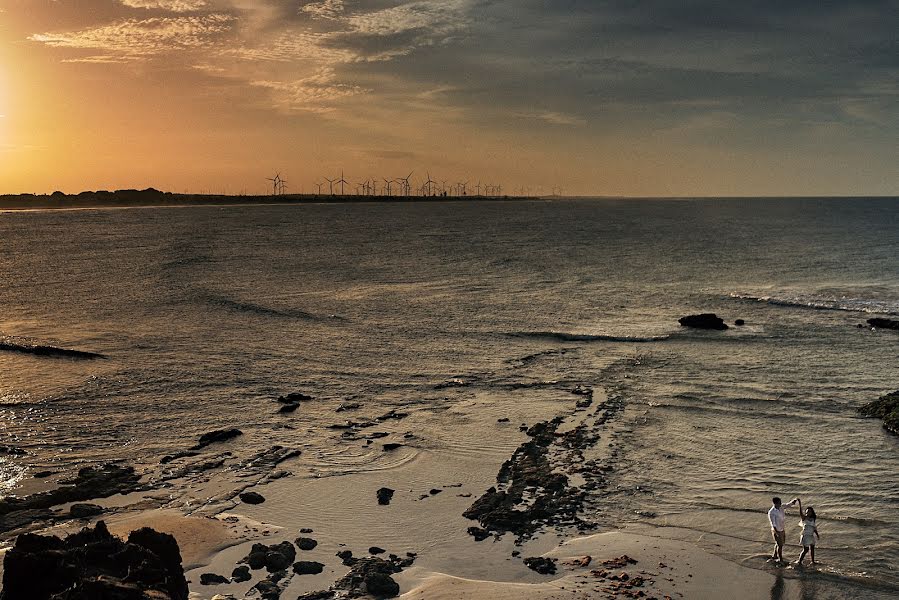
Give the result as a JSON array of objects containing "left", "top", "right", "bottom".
[{"left": 0, "top": 198, "right": 897, "bottom": 592}]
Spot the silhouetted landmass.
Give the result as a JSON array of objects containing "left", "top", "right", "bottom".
[{"left": 0, "top": 188, "right": 523, "bottom": 210}]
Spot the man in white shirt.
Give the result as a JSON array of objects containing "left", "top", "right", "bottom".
[{"left": 768, "top": 496, "right": 798, "bottom": 564}]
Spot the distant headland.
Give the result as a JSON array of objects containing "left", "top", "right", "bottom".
[{"left": 0, "top": 188, "right": 529, "bottom": 210}]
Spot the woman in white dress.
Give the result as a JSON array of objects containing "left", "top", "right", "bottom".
[{"left": 796, "top": 499, "right": 820, "bottom": 565}]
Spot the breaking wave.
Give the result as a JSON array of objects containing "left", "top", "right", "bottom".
[
  {"left": 730, "top": 292, "right": 899, "bottom": 315},
  {"left": 509, "top": 331, "right": 670, "bottom": 343}
]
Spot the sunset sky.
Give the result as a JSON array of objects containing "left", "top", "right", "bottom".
[{"left": 1, "top": 1, "right": 896, "bottom": 196}]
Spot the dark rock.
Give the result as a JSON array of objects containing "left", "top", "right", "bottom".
[
  {"left": 382, "top": 443, "right": 403, "bottom": 451},
  {"left": 365, "top": 571, "right": 400, "bottom": 597},
  {"left": 231, "top": 564, "right": 252, "bottom": 582},
  {"left": 858, "top": 390, "right": 899, "bottom": 435},
  {"left": 69, "top": 503, "right": 103, "bottom": 518},
  {"left": 200, "top": 572, "right": 229, "bottom": 585},
  {"left": 279, "top": 392, "right": 314, "bottom": 403},
  {"left": 678, "top": 313, "right": 728, "bottom": 330},
  {"left": 867, "top": 318, "right": 899, "bottom": 330},
  {"left": 243, "top": 541, "right": 296, "bottom": 572},
  {"left": 278, "top": 403, "right": 300, "bottom": 414},
  {"left": 429, "top": 488, "right": 442, "bottom": 495},
  {"left": 159, "top": 451, "right": 199, "bottom": 464},
  {"left": 734, "top": 319, "right": 745, "bottom": 326},
  {"left": 293, "top": 560, "right": 325, "bottom": 575},
  {"left": 336, "top": 402, "right": 362, "bottom": 412},
  {"left": 253, "top": 578, "right": 283, "bottom": 600},
  {"left": 523, "top": 556, "right": 557, "bottom": 575},
  {"left": 300, "top": 527, "right": 314, "bottom": 533},
  {"left": 369, "top": 546, "right": 386, "bottom": 554},
  {"left": 376, "top": 487, "right": 395, "bottom": 505},
  {"left": 240, "top": 491, "right": 266, "bottom": 504},
  {"left": 33, "top": 471, "right": 55, "bottom": 478},
  {"left": 376, "top": 409, "right": 409, "bottom": 421},
  {"left": 334, "top": 557, "right": 402, "bottom": 598},
  {"left": 296, "top": 537, "right": 318, "bottom": 550},
  {"left": 0, "top": 445, "right": 26, "bottom": 455},
  {"left": 511, "top": 550, "right": 521, "bottom": 557},
  {"left": 193, "top": 428, "right": 243, "bottom": 450},
  {"left": 0, "top": 464, "right": 142, "bottom": 533},
  {"left": 467, "top": 526, "right": 490, "bottom": 541},
  {"left": 497, "top": 417, "right": 510, "bottom": 423},
  {"left": 1, "top": 521, "right": 188, "bottom": 600},
  {"left": 336, "top": 549, "right": 356, "bottom": 566}
]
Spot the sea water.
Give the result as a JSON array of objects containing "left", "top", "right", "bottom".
[{"left": 1, "top": 197, "right": 896, "bottom": 593}]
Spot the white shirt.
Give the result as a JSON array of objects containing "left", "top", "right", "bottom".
[{"left": 768, "top": 500, "right": 797, "bottom": 531}]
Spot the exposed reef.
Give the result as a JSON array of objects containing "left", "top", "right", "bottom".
[
  {"left": 0, "top": 521, "right": 187, "bottom": 600},
  {"left": 858, "top": 390, "right": 899, "bottom": 435}
]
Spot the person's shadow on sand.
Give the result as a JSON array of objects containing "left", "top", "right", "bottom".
[{"left": 770, "top": 571, "right": 786, "bottom": 600}]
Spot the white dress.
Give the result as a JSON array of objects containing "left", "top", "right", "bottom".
[{"left": 799, "top": 519, "right": 816, "bottom": 547}]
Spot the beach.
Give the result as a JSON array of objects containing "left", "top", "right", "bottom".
[{"left": 1, "top": 198, "right": 897, "bottom": 597}]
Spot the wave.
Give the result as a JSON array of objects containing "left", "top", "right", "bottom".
[
  {"left": 0, "top": 338, "right": 105, "bottom": 360},
  {"left": 730, "top": 292, "right": 899, "bottom": 316},
  {"left": 509, "top": 331, "right": 670, "bottom": 343},
  {"left": 202, "top": 294, "right": 343, "bottom": 321}
]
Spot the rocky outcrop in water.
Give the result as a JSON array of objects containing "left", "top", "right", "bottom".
[
  {"left": 0, "top": 340, "right": 105, "bottom": 360},
  {"left": 678, "top": 313, "right": 728, "bottom": 330},
  {"left": 867, "top": 318, "right": 899, "bottom": 330},
  {"left": 858, "top": 390, "right": 899, "bottom": 435},
  {"left": 192, "top": 428, "right": 243, "bottom": 450},
  {"left": 523, "top": 556, "right": 557, "bottom": 574},
  {"left": 0, "top": 521, "right": 187, "bottom": 600},
  {"left": 242, "top": 541, "right": 296, "bottom": 572},
  {"left": 376, "top": 488, "right": 394, "bottom": 505},
  {"left": 0, "top": 464, "right": 142, "bottom": 533},
  {"left": 240, "top": 491, "right": 266, "bottom": 504}
]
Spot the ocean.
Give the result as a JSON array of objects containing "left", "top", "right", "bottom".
[{"left": 1, "top": 197, "right": 897, "bottom": 595}]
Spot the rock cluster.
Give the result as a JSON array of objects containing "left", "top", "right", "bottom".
[
  {"left": 858, "top": 390, "right": 899, "bottom": 435},
  {"left": 0, "top": 521, "right": 187, "bottom": 600}
]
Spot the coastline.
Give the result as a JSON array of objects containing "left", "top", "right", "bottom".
[
  {"left": 0, "top": 190, "right": 530, "bottom": 211},
  {"left": 2, "top": 380, "right": 893, "bottom": 598}
]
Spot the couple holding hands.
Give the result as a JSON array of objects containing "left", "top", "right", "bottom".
[{"left": 768, "top": 496, "right": 819, "bottom": 566}]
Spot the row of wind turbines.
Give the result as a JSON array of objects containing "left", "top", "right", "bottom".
[{"left": 264, "top": 171, "right": 554, "bottom": 198}]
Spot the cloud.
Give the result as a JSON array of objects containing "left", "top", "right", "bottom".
[
  {"left": 300, "top": 0, "right": 345, "bottom": 21},
  {"left": 29, "top": 14, "right": 235, "bottom": 57},
  {"left": 533, "top": 112, "right": 588, "bottom": 127},
  {"left": 250, "top": 67, "right": 369, "bottom": 112},
  {"left": 119, "top": 0, "right": 209, "bottom": 11}
]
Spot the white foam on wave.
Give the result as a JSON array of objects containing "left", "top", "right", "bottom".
[{"left": 730, "top": 291, "right": 899, "bottom": 315}]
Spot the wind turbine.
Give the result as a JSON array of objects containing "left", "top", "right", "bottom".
[
  {"left": 325, "top": 177, "right": 335, "bottom": 195},
  {"left": 315, "top": 181, "right": 323, "bottom": 195},
  {"left": 424, "top": 172, "right": 436, "bottom": 196},
  {"left": 399, "top": 172, "right": 413, "bottom": 196},
  {"left": 458, "top": 181, "right": 469, "bottom": 196},
  {"left": 475, "top": 181, "right": 482, "bottom": 196},
  {"left": 266, "top": 173, "right": 282, "bottom": 196},
  {"left": 337, "top": 171, "right": 348, "bottom": 195},
  {"left": 383, "top": 178, "right": 394, "bottom": 196}
]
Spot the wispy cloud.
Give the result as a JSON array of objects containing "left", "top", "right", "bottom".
[
  {"left": 119, "top": 0, "right": 208, "bottom": 11},
  {"left": 29, "top": 14, "right": 235, "bottom": 57},
  {"left": 250, "top": 67, "right": 369, "bottom": 113}
]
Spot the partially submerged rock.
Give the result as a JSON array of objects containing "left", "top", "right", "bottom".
[
  {"left": 278, "top": 392, "right": 314, "bottom": 403},
  {"left": 376, "top": 488, "right": 394, "bottom": 505},
  {"left": 0, "top": 464, "right": 142, "bottom": 533},
  {"left": 193, "top": 428, "right": 243, "bottom": 450},
  {"left": 1, "top": 521, "right": 188, "bottom": 600},
  {"left": 200, "top": 572, "right": 229, "bottom": 585},
  {"left": 296, "top": 537, "right": 318, "bottom": 550},
  {"left": 523, "top": 556, "right": 557, "bottom": 574},
  {"left": 242, "top": 541, "right": 297, "bottom": 572},
  {"left": 69, "top": 503, "right": 103, "bottom": 518},
  {"left": 867, "top": 318, "right": 899, "bottom": 330},
  {"left": 240, "top": 491, "right": 266, "bottom": 504},
  {"left": 292, "top": 560, "right": 325, "bottom": 575},
  {"left": 678, "top": 313, "right": 728, "bottom": 330},
  {"left": 858, "top": 390, "right": 899, "bottom": 435}
]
